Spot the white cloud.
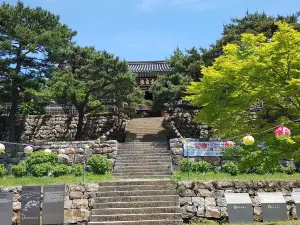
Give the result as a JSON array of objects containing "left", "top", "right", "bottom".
[{"left": 136, "top": 0, "right": 223, "bottom": 13}]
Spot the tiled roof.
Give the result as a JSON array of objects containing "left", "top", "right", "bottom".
[{"left": 128, "top": 60, "right": 172, "bottom": 73}]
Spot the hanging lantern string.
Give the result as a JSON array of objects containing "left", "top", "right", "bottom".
[{"left": 225, "top": 117, "right": 300, "bottom": 141}]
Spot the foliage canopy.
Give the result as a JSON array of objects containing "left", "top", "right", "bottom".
[{"left": 186, "top": 22, "right": 300, "bottom": 169}]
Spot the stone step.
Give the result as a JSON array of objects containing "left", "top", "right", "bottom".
[
  {"left": 94, "top": 195, "right": 179, "bottom": 203},
  {"left": 118, "top": 148, "right": 168, "bottom": 151},
  {"left": 115, "top": 175, "right": 171, "bottom": 179},
  {"left": 118, "top": 147, "right": 168, "bottom": 150},
  {"left": 117, "top": 151, "right": 170, "bottom": 155},
  {"left": 114, "top": 165, "right": 170, "bottom": 169},
  {"left": 116, "top": 153, "right": 170, "bottom": 156},
  {"left": 114, "top": 173, "right": 172, "bottom": 177},
  {"left": 89, "top": 220, "right": 183, "bottom": 225},
  {"left": 95, "top": 190, "right": 176, "bottom": 197},
  {"left": 97, "top": 179, "right": 173, "bottom": 186},
  {"left": 126, "top": 130, "right": 165, "bottom": 133},
  {"left": 97, "top": 185, "right": 174, "bottom": 192},
  {"left": 116, "top": 156, "right": 171, "bottom": 161},
  {"left": 121, "top": 142, "right": 167, "bottom": 144},
  {"left": 115, "top": 160, "right": 171, "bottom": 164},
  {"left": 114, "top": 162, "right": 171, "bottom": 167},
  {"left": 91, "top": 207, "right": 181, "bottom": 215},
  {"left": 94, "top": 201, "right": 178, "bottom": 209},
  {"left": 89, "top": 213, "right": 182, "bottom": 222},
  {"left": 119, "top": 149, "right": 168, "bottom": 151},
  {"left": 114, "top": 169, "right": 171, "bottom": 174},
  {"left": 125, "top": 138, "right": 167, "bottom": 140},
  {"left": 121, "top": 142, "right": 167, "bottom": 145}
]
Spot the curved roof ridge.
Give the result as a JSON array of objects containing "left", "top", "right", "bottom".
[
  {"left": 127, "top": 60, "right": 172, "bottom": 73},
  {"left": 127, "top": 60, "right": 167, "bottom": 64}
]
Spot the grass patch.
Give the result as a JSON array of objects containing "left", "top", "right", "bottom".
[
  {"left": 172, "top": 171, "right": 300, "bottom": 182},
  {"left": 194, "top": 221, "right": 299, "bottom": 225},
  {"left": 0, "top": 173, "right": 115, "bottom": 186}
]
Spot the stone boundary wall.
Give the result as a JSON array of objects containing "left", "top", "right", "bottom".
[
  {"left": 0, "top": 140, "right": 118, "bottom": 169},
  {"left": 169, "top": 138, "right": 228, "bottom": 171},
  {"left": 178, "top": 180, "right": 300, "bottom": 223},
  {"left": 0, "top": 114, "right": 117, "bottom": 142}
]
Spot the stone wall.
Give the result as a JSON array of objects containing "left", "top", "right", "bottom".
[
  {"left": 0, "top": 114, "right": 116, "bottom": 142},
  {"left": 178, "top": 180, "right": 300, "bottom": 223},
  {"left": 4, "top": 180, "right": 300, "bottom": 224},
  {"left": 0, "top": 140, "right": 118, "bottom": 169},
  {"left": 164, "top": 108, "right": 209, "bottom": 139}
]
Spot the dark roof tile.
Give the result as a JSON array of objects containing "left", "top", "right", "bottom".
[{"left": 128, "top": 60, "right": 172, "bottom": 73}]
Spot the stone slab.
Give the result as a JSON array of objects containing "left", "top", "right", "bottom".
[
  {"left": 42, "top": 185, "right": 65, "bottom": 225},
  {"left": 257, "top": 192, "right": 287, "bottom": 222},
  {"left": 225, "top": 193, "right": 253, "bottom": 223},
  {"left": 0, "top": 192, "right": 13, "bottom": 225},
  {"left": 291, "top": 192, "right": 300, "bottom": 219},
  {"left": 20, "top": 186, "right": 41, "bottom": 225}
]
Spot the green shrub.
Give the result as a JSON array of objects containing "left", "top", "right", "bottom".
[
  {"left": 0, "top": 164, "right": 7, "bottom": 177},
  {"left": 52, "top": 165, "right": 70, "bottom": 177},
  {"left": 87, "top": 155, "right": 110, "bottom": 175},
  {"left": 31, "top": 162, "right": 53, "bottom": 177},
  {"left": 222, "top": 161, "right": 240, "bottom": 176},
  {"left": 71, "top": 164, "right": 84, "bottom": 176},
  {"left": 179, "top": 158, "right": 190, "bottom": 172},
  {"left": 26, "top": 151, "right": 59, "bottom": 170},
  {"left": 277, "top": 165, "right": 296, "bottom": 175},
  {"left": 191, "top": 161, "right": 212, "bottom": 173},
  {"left": 11, "top": 162, "right": 27, "bottom": 177}
]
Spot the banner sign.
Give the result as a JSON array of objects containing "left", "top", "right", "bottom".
[{"left": 183, "top": 141, "right": 226, "bottom": 156}]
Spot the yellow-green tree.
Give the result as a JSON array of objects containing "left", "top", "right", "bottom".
[{"left": 186, "top": 23, "right": 300, "bottom": 171}]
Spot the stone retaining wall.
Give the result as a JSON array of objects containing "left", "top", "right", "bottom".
[
  {"left": 0, "top": 115, "right": 116, "bottom": 142},
  {"left": 164, "top": 108, "right": 209, "bottom": 139},
  {"left": 178, "top": 180, "right": 300, "bottom": 223},
  {"left": 4, "top": 180, "right": 300, "bottom": 224},
  {"left": 0, "top": 140, "right": 118, "bottom": 169}
]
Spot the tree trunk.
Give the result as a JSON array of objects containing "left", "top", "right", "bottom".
[
  {"left": 8, "top": 82, "right": 19, "bottom": 142},
  {"left": 75, "top": 108, "right": 84, "bottom": 141}
]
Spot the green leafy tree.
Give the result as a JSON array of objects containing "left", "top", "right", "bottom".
[
  {"left": 105, "top": 72, "right": 144, "bottom": 120},
  {"left": 186, "top": 22, "right": 300, "bottom": 169},
  {"left": 0, "top": 2, "right": 76, "bottom": 141},
  {"left": 49, "top": 46, "right": 129, "bottom": 140},
  {"left": 201, "top": 11, "right": 300, "bottom": 66},
  {"left": 151, "top": 73, "right": 191, "bottom": 111},
  {"left": 151, "top": 47, "right": 201, "bottom": 110}
]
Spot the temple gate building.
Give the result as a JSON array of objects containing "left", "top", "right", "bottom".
[{"left": 128, "top": 60, "right": 172, "bottom": 100}]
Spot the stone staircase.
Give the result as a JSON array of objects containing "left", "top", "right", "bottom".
[
  {"left": 89, "top": 118, "right": 182, "bottom": 225},
  {"left": 88, "top": 179, "right": 182, "bottom": 225},
  {"left": 114, "top": 118, "right": 172, "bottom": 178}
]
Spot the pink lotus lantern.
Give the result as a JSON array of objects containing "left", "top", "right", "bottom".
[
  {"left": 275, "top": 125, "right": 291, "bottom": 140},
  {"left": 0, "top": 143, "right": 5, "bottom": 153},
  {"left": 24, "top": 145, "right": 33, "bottom": 153},
  {"left": 243, "top": 135, "right": 255, "bottom": 145},
  {"left": 225, "top": 141, "right": 235, "bottom": 148}
]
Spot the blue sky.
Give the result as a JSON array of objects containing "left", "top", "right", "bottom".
[{"left": 3, "top": 0, "right": 300, "bottom": 60}]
